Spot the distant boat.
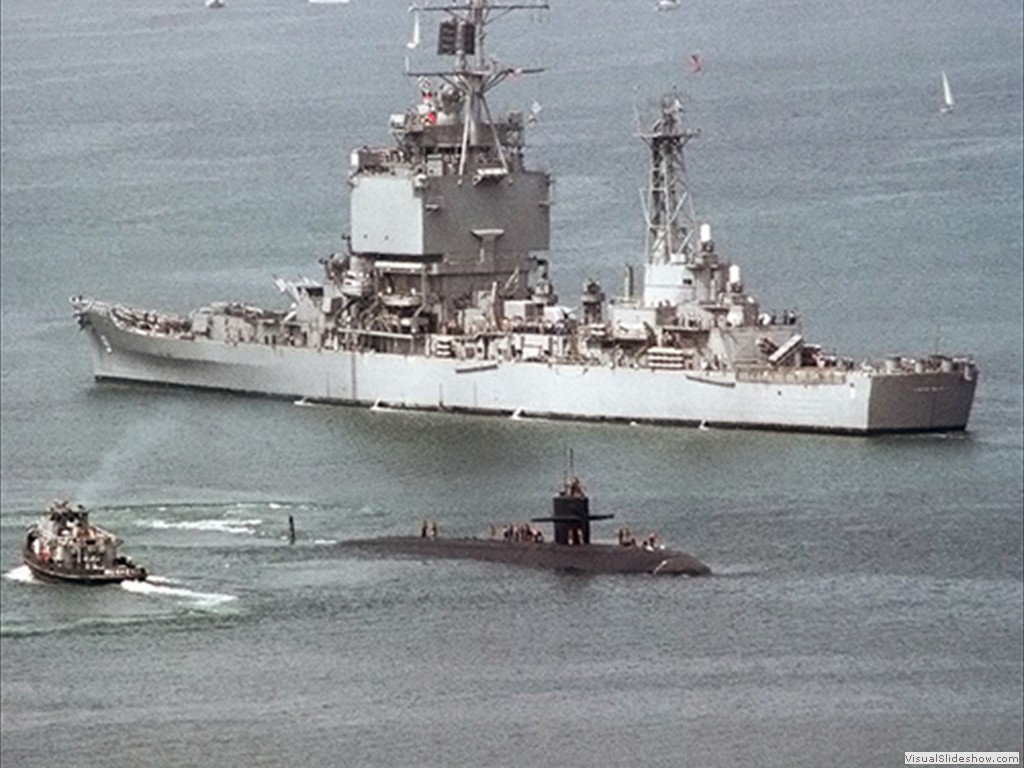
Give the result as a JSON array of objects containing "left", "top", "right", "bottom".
[
  {"left": 940, "top": 70, "right": 954, "bottom": 114},
  {"left": 205, "top": 0, "right": 225, "bottom": 8},
  {"left": 657, "top": 0, "right": 680, "bottom": 10}
]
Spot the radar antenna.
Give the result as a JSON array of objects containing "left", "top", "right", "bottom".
[
  {"left": 638, "top": 92, "right": 701, "bottom": 265},
  {"left": 408, "top": 1, "right": 549, "bottom": 176}
]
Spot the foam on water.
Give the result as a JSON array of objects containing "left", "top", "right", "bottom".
[
  {"left": 144, "top": 518, "right": 262, "bottom": 535},
  {"left": 705, "top": 562, "right": 765, "bottom": 578},
  {"left": 4, "top": 567, "right": 237, "bottom": 608},
  {"left": 4, "top": 565, "right": 39, "bottom": 585},
  {"left": 120, "top": 578, "right": 238, "bottom": 608}
]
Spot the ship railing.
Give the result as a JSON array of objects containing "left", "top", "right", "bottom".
[
  {"left": 505, "top": 320, "right": 572, "bottom": 336},
  {"left": 351, "top": 146, "right": 407, "bottom": 174},
  {"left": 735, "top": 367, "right": 848, "bottom": 386},
  {"left": 757, "top": 309, "right": 801, "bottom": 327},
  {"left": 108, "top": 304, "right": 192, "bottom": 336},
  {"left": 335, "top": 327, "right": 430, "bottom": 355},
  {"left": 646, "top": 346, "right": 694, "bottom": 370},
  {"left": 866, "top": 354, "right": 976, "bottom": 376}
]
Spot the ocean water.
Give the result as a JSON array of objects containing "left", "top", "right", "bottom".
[{"left": 1, "top": 0, "right": 1021, "bottom": 766}]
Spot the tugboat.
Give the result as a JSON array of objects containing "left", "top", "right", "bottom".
[
  {"left": 348, "top": 473, "right": 710, "bottom": 577},
  {"left": 23, "top": 500, "right": 147, "bottom": 585}
]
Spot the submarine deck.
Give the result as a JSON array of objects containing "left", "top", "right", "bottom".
[{"left": 345, "top": 536, "right": 711, "bottom": 577}]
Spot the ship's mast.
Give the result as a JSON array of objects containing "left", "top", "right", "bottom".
[
  {"left": 346, "top": 0, "right": 553, "bottom": 331},
  {"left": 409, "top": 1, "right": 548, "bottom": 176},
  {"left": 639, "top": 94, "right": 700, "bottom": 266}
]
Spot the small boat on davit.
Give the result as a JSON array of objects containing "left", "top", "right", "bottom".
[
  {"left": 23, "top": 500, "right": 147, "bottom": 585},
  {"left": 349, "top": 475, "right": 710, "bottom": 577}
]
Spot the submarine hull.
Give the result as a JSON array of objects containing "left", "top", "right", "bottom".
[{"left": 346, "top": 536, "right": 711, "bottom": 577}]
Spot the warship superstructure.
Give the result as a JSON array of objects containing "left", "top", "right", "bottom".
[{"left": 72, "top": 0, "right": 977, "bottom": 434}]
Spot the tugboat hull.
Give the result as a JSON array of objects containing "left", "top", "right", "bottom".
[{"left": 23, "top": 553, "right": 147, "bottom": 585}]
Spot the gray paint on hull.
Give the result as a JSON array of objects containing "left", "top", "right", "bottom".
[
  {"left": 78, "top": 311, "right": 978, "bottom": 435},
  {"left": 345, "top": 536, "right": 712, "bottom": 577}
]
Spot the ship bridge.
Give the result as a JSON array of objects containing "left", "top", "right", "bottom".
[{"left": 345, "top": 0, "right": 552, "bottom": 327}]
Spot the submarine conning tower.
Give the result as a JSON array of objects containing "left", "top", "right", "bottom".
[{"left": 531, "top": 476, "right": 613, "bottom": 546}]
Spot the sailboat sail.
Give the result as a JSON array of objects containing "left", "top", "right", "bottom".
[{"left": 940, "top": 70, "right": 954, "bottom": 113}]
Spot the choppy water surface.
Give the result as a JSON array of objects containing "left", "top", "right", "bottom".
[{"left": 1, "top": 0, "right": 1021, "bottom": 766}]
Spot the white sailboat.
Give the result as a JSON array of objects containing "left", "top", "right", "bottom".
[{"left": 940, "top": 70, "right": 954, "bottom": 114}]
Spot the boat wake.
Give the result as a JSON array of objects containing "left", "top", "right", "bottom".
[
  {"left": 121, "top": 579, "right": 238, "bottom": 608},
  {"left": 4, "top": 564, "right": 40, "bottom": 584},
  {"left": 143, "top": 518, "right": 262, "bottom": 535},
  {"left": 707, "top": 563, "right": 762, "bottom": 578},
  {"left": 508, "top": 409, "right": 554, "bottom": 423},
  {"left": 4, "top": 565, "right": 237, "bottom": 607}
]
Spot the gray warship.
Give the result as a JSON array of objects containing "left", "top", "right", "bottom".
[{"left": 72, "top": 0, "right": 977, "bottom": 434}]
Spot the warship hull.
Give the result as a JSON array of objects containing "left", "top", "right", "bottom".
[{"left": 78, "top": 306, "right": 977, "bottom": 434}]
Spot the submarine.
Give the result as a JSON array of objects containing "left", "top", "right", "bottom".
[{"left": 346, "top": 476, "right": 711, "bottom": 577}]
